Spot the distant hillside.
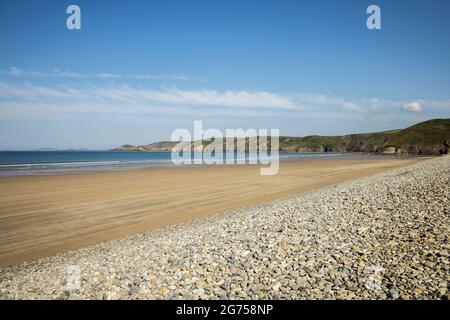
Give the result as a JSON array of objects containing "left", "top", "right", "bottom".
[
  {"left": 113, "top": 142, "right": 178, "bottom": 152},
  {"left": 113, "top": 119, "right": 450, "bottom": 155}
]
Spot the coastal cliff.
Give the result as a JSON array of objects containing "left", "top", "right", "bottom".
[{"left": 113, "top": 119, "right": 450, "bottom": 156}]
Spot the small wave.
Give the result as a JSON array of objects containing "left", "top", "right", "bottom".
[{"left": 0, "top": 161, "right": 121, "bottom": 169}]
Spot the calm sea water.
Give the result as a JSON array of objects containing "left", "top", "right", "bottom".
[{"left": 0, "top": 151, "right": 351, "bottom": 176}]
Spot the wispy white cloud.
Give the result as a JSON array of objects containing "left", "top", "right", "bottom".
[
  {"left": 295, "top": 93, "right": 362, "bottom": 111},
  {"left": 0, "top": 81, "right": 73, "bottom": 99},
  {"left": 0, "top": 81, "right": 449, "bottom": 121},
  {"left": 150, "top": 88, "right": 300, "bottom": 109},
  {"left": 0, "top": 81, "right": 300, "bottom": 110},
  {"left": 0, "top": 66, "right": 205, "bottom": 82},
  {"left": 8, "top": 67, "right": 24, "bottom": 76}
]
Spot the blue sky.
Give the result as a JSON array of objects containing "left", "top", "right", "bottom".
[{"left": 0, "top": 0, "right": 449, "bottom": 149}]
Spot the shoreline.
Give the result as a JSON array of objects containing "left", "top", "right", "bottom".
[
  {"left": 0, "top": 157, "right": 423, "bottom": 268},
  {"left": 0, "top": 156, "right": 447, "bottom": 299},
  {"left": 0, "top": 151, "right": 420, "bottom": 177}
]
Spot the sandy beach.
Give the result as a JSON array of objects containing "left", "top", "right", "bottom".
[{"left": 0, "top": 157, "right": 421, "bottom": 268}]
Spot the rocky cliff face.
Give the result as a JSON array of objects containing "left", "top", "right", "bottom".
[
  {"left": 277, "top": 119, "right": 450, "bottom": 155},
  {"left": 113, "top": 119, "right": 450, "bottom": 156}
]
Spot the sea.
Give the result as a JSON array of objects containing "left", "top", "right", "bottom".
[{"left": 0, "top": 151, "right": 363, "bottom": 176}]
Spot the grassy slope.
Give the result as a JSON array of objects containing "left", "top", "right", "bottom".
[{"left": 279, "top": 119, "right": 449, "bottom": 155}]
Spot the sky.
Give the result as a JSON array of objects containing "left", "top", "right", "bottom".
[{"left": 0, "top": 0, "right": 449, "bottom": 149}]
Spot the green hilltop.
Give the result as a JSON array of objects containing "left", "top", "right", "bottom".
[{"left": 279, "top": 118, "right": 449, "bottom": 155}]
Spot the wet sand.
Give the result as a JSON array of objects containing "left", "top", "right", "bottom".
[{"left": 0, "top": 158, "right": 422, "bottom": 268}]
